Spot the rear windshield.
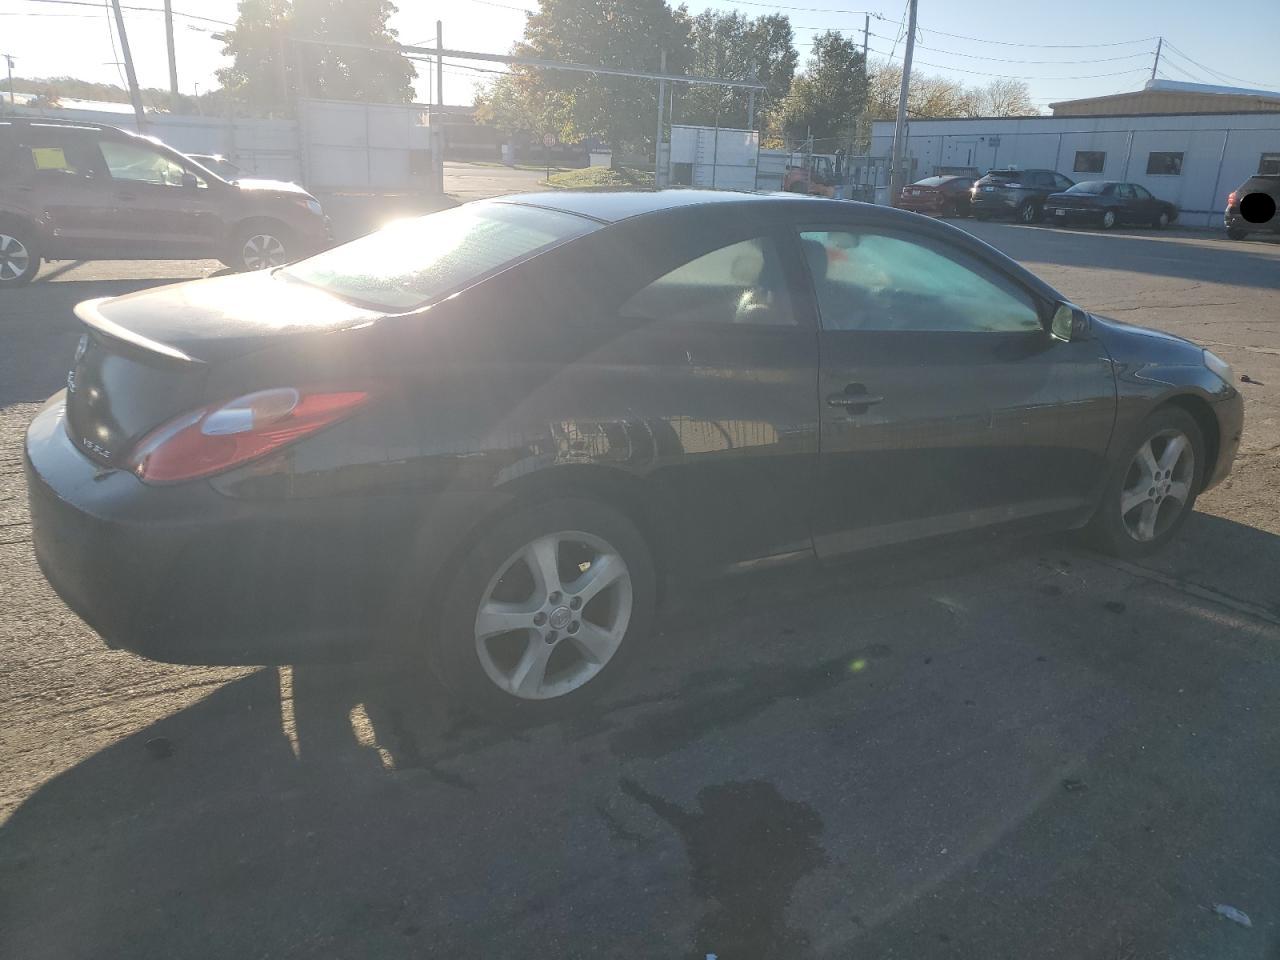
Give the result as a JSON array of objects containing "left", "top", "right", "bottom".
[
  {"left": 983, "top": 170, "right": 1022, "bottom": 181},
  {"left": 282, "top": 202, "right": 600, "bottom": 311},
  {"left": 1067, "top": 181, "right": 1109, "bottom": 194},
  {"left": 912, "top": 177, "right": 952, "bottom": 187}
]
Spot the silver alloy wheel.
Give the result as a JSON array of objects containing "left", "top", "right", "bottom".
[
  {"left": 240, "top": 233, "right": 287, "bottom": 270},
  {"left": 473, "top": 530, "right": 633, "bottom": 700},
  {"left": 1157, "top": 212, "right": 1170, "bottom": 228},
  {"left": 0, "top": 233, "right": 31, "bottom": 281},
  {"left": 1102, "top": 210, "right": 1117, "bottom": 229},
  {"left": 1119, "top": 428, "right": 1195, "bottom": 542},
  {"left": 1019, "top": 203, "right": 1037, "bottom": 223}
]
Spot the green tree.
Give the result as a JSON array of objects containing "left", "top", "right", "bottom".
[
  {"left": 775, "top": 31, "right": 866, "bottom": 147},
  {"left": 217, "top": 0, "right": 415, "bottom": 116},
  {"left": 675, "top": 10, "right": 796, "bottom": 129},
  {"left": 473, "top": 69, "right": 574, "bottom": 141},
  {"left": 508, "top": 0, "right": 692, "bottom": 160}
]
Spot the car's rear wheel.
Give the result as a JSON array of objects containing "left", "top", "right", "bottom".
[
  {"left": 0, "top": 223, "right": 41, "bottom": 286},
  {"left": 226, "top": 220, "right": 293, "bottom": 271},
  {"left": 432, "top": 498, "right": 656, "bottom": 715},
  {"left": 1087, "top": 407, "right": 1204, "bottom": 558},
  {"left": 1017, "top": 201, "right": 1041, "bottom": 224},
  {"left": 1100, "top": 209, "right": 1117, "bottom": 230},
  {"left": 1154, "top": 211, "right": 1170, "bottom": 229},
  {"left": 1227, "top": 226, "right": 1248, "bottom": 240}
]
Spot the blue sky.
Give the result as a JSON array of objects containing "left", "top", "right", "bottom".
[{"left": 3, "top": 0, "right": 1278, "bottom": 110}]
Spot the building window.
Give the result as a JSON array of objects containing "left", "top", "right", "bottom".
[
  {"left": 1146, "top": 152, "right": 1184, "bottom": 176},
  {"left": 1260, "top": 153, "right": 1280, "bottom": 175},
  {"left": 1073, "top": 150, "right": 1105, "bottom": 174}
]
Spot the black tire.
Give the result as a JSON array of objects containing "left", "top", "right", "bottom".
[
  {"left": 1086, "top": 406, "right": 1205, "bottom": 559},
  {"left": 1100, "top": 209, "right": 1117, "bottom": 230},
  {"left": 223, "top": 219, "right": 294, "bottom": 271},
  {"left": 430, "top": 497, "right": 657, "bottom": 717},
  {"left": 1226, "top": 226, "right": 1248, "bottom": 241},
  {"left": 0, "top": 220, "right": 42, "bottom": 287}
]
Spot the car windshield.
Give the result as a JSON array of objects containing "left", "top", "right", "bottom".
[
  {"left": 1067, "top": 181, "right": 1109, "bottom": 194},
  {"left": 282, "top": 202, "right": 599, "bottom": 311}
]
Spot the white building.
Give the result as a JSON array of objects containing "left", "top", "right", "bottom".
[{"left": 871, "top": 85, "right": 1280, "bottom": 228}]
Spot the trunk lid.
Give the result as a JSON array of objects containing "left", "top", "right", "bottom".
[{"left": 64, "top": 270, "right": 383, "bottom": 467}]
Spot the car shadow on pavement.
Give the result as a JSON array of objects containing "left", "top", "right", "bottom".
[
  {"left": 3, "top": 517, "right": 1280, "bottom": 960},
  {"left": 1, "top": 278, "right": 200, "bottom": 408},
  {"left": 960, "top": 222, "right": 1280, "bottom": 291}
]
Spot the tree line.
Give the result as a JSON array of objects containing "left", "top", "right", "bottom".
[{"left": 9, "top": 0, "right": 1038, "bottom": 150}]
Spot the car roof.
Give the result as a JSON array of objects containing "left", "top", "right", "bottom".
[{"left": 491, "top": 189, "right": 814, "bottom": 224}]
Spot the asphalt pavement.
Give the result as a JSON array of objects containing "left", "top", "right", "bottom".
[{"left": 2, "top": 216, "right": 1279, "bottom": 960}]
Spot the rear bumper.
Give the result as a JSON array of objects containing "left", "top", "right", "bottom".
[
  {"left": 1045, "top": 207, "right": 1102, "bottom": 225},
  {"left": 897, "top": 197, "right": 948, "bottom": 214},
  {"left": 24, "top": 393, "right": 428, "bottom": 664},
  {"left": 969, "top": 193, "right": 1018, "bottom": 215}
]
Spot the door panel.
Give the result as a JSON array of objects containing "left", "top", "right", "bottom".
[
  {"left": 800, "top": 226, "right": 1115, "bottom": 556},
  {"left": 9, "top": 131, "right": 117, "bottom": 257},
  {"left": 98, "top": 139, "right": 223, "bottom": 257}
]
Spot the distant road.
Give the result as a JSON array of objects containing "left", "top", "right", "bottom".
[{"left": 444, "top": 161, "right": 553, "bottom": 201}]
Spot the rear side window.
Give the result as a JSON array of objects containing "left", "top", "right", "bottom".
[
  {"left": 12, "top": 128, "right": 101, "bottom": 178},
  {"left": 619, "top": 236, "right": 795, "bottom": 327},
  {"left": 283, "top": 202, "right": 599, "bottom": 311}
]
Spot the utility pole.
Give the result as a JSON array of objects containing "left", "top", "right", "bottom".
[
  {"left": 889, "top": 0, "right": 918, "bottom": 199},
  {"left": 857, "top": 13, "right": 869, "bottom": 154},
  {"left": 1150, "top": 36, "right": 1163, "bottom": 82},
  {"left": 163, "top": 0, "right": 179, "bottom": 100},
  {"left": 109, "top": 0, "right": 147, "bottom": 130},
  {"left": 3, "top": 54, "right": 14, "bottom": 108},
  {"left": 436, "top": 21, "right": 444, "bottom": 107},
  {"left": 655, "top": 49, "right": 666, "bottom": 188}
]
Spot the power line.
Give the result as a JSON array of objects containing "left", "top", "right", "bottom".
[
  {"left": 866, "top": 43, "right": 1154, "bottom": 81},
  {"left": 100, "top": 0, "right": 126, "bottom": 88},
  {"left": 912, "top": 23, "right": 1158, "bottom": 49},
  {"left": 1160, "top": 41, "right": 1276, "bottom": 90},
  {"left": 847, "top": 28, "right": 1154, "bottom": 64},
  {"left": 15, "top": 0, "right": 232, "bottom": 26}
]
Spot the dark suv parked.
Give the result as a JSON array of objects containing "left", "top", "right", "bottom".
[
  {"left": 1225, "top": 174, "right": 1280, "bottom": 240},
  {"left": 0, "top": 118, "right": 330, "bottom": 286},
  {"left": 970, "top": 168, "right": 1074, "bottom": 223}
]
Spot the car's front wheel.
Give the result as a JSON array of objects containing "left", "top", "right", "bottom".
[
  {"left": 1087, "top": 407, "right": 1204, "bottom": 558},
  {"left": 226, "top": 220, "right": 294, "bottom": 271},
  {"left": 432, "top": 498, "right": 656, "bottom": 714},
  {"left": 0, "top": 222, "right": 41, "bottom": 286}
]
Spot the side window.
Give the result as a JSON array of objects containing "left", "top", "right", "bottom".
[
  {"left": 1131, "top": 185, "right": 1153, "bottom": 200},
  {"left": 619, "top": 236, "right": 795, "bottom": 327},
  {"left": 17, "top": 133, "right": 99, "bottom": 179},
  {"left": 1073, "top": 152, "right": 1104, "bottom": 174},
  {"left": 100, "top": 140, "right": 196, "bottom": 187},
  {"left": 800, "top": 229, "right": 1042, "bottom": 335},
  {"left": 1114, "top": 184, "right": 1135, "bottom": 200}
]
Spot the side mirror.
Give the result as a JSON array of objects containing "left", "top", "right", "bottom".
[
  {"left": 1050, "top": 301, "right": 1089, "bottom": 342},
  {"left": 181, "top": 172, "right": 199, "bottom": 189}
]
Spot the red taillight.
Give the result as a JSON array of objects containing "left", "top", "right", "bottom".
[
  {"left": 127, "top": 387, "right": 371, "bottom": 484},
  {"left": 1227, "top": 190, "right": 1238, "bottom": 208}
]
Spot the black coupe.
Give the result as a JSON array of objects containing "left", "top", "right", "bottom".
[
  {"left": 25, "top": 192, "right": 1241, "bottom": 711},
  {"left": 1044, "top": 181, "right": 1179, "bottom": 230}
]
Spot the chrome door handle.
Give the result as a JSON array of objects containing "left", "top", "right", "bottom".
[{"left": 827, "top": 393, "right": 885, "bottom": 409}]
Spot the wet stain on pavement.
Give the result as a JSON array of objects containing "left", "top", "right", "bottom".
[{"left": 620, "top": 777, "right": 825, "bottom": 960}]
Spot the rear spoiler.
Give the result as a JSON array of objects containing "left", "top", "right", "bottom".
[{"left": 73, "top": 298, "right": 203, "bottom": 365}]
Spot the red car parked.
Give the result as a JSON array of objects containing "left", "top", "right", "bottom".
[{"left": 896, "top": 175, "right": 975, "bottom": 218}]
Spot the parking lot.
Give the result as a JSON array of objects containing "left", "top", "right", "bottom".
[{"left": 2, "top": 219, "right": 1280, "bottom": 959}]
